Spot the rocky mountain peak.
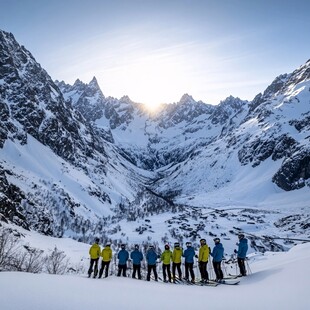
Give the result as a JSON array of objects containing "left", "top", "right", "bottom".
[
  {"left": 88, "top": 76, "right": 101, "bottom": 90},
  {"left": 178, "top": 93, "right": 195, "bottom": 105},
  {"left": 1, "top": 29, "right": 310, "bottom": 245},
  {"left": 119, "top": 95, "right": 133, "bottom": 104}
]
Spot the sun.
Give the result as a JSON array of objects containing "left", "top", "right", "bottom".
[{"left": 109, "top": 52, "right": 187, "bottom": 110}]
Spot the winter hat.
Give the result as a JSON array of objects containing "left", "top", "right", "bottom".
[
  {"left": 95, "top": 238, "right": 100, "bottom": 243},
  {"left": 238, "top": 234, "right": 245, "bottom": 239},
  {"left": 165, "top": 244, "right": 170, "bottom": 250},
  {"left": 213, "top": 238, "right": 220, "bottom": 243},
  {"left": 121, "top": 244, "right": 126, "bottom": 249},
  {"left": 135, "top": 244, "right": 139, "bottom": 249}
]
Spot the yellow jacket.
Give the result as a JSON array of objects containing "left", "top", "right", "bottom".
[
  {"left": 198, "top": 244, "right": 209, "bottom": 262},
  {"left": 172, "top": 247, "right": 183, "bottom": 263},
  {"left": 161, "top": 250, "right": 172, "bottom": 265},
  {"left": 89, "top": 243, "right": 101, "bottom": 259},
  {"left": 101, "top": 246, "right": 113, "bottom": 262}
]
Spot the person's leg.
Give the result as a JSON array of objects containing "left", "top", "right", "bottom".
[
  {"left": 184, "top": 262, "right": 189, "bottom": 280},
  {"left": 122, "top": 264, "right": 127, "bottom": 277},
  {"left": 189, "top": 263, "right": 195, "bottom": 282},
  {"left": 201, "top": 261, "right": 208, "bottom": 281},
  {"left": 137, "top": 264, "right": 142, "bottom": 279},
  {"left": 205, "top": 261, "right": 209, "bottom": 281},
  {"left": 167, "top": 264, "right": 172, "bottom": 282},
  {"left": 163, "top": 264, "right": 167, "bottom": 281},
  {"left": 177, "top": 263, "right": 182, "bottom": 279},
  {"left": 219, "top": 262, "right": 224, "bottom": 280},
  {"left": 98, "top": 260, "right": 104, "bottom": 278},
  {"left": 153, "top": 265, "right": 158, "bottom": 281},
  {"left": 93, "top": 259, "right": 99, "bottom": 278},
  {"left": 105, "top": 262, "right": 110, "bottom": 277},
  {"left": 117, "top": 264, "right": 122, "bottom": 277},
  {"left": 88, "top": 259, "right": 95, "bottom": 277},
  {"left": 147, "top": 265, "right": 151, "bottom": 281},
  {"left": 238, "top": 258, "right": 246, "bottom": 276},
  {"left": 132, "top": 264, "right": 137, "bottom": 278},
  {"left": 213, "top": 261, "right": 219, "bottom": 280},
  {"left": 172, "top": 262, "right": 176, "bottom": 280}
]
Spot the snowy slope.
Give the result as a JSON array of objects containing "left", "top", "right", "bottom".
[{"left": 0, "top": 238, "right": 309, "bottom": 310}]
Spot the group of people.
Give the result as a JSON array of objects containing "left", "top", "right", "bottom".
[{"left": 88, "top": 234, "right": 248, "bottom": 282}]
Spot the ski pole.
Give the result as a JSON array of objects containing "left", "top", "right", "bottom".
[
  {"left": 222, "top": 258, "right": 228, "bottom": 277},
  {"left": 208, "top": 259, "right": 214, "bottom": 280},
  {"left": 245, "top": 258, "right": 252, "bottom": 275}
]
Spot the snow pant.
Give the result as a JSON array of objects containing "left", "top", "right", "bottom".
[
  {"left": 132, "top": 264, "right": 142, "bottom": 279},
  {"left": 213, "top": 261, "right": 223, "bottom": 280},
  {"left": 172, "top": 262, "right": 182, "bottom": 279},
  {"left": 238, "top": 257, "right": 246, "bottom": 276},
  {"left": 117, "top": 264, "right": 127, "bottom": 277},
  {"left": 147, "top": 264, "right": 158, "bottom": 281},
  {"left": 162, "top": 263, "right": 172, "bottom": 282},
  {"left": 88, "top": 258, "right": 99, "bottom": 278},
  {"left": 99, "top": 261, "right": 110, "bottom": 278},
  {"left": 199, "top": 261, "right": 209, "bottom": 281},
  {"left": 185, "top": 262, "right": 195, "bottom": 281}
]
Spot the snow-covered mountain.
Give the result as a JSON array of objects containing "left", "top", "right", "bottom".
[{"left": 1, "top": 29, "right": 309, "bottom": 252}]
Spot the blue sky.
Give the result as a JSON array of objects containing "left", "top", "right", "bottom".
[{"left": 1, "top": 0, "right": 310, "bottom": 107}]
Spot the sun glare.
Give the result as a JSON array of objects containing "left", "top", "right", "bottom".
[
  {"left": 102, "top": 51, "right": 188, "bottom": 110},
  {"left": 128, "top": 58, "right": 185, "bottom": 107}
]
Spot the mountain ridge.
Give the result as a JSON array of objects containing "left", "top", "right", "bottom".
[{"left": 1, "top": 29, "right": 309, "bottom": 250}]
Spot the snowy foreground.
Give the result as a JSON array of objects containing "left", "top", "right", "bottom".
[{"left": 1, "top": 243, "right": 310, "bottom": 310}]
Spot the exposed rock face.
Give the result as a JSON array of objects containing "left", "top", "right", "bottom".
[
  {"left": 0, "top": 29, "right": 309, "bottom": 241},
  {"left": 0, "top": 31, "right": 106, "bottom": 165}
]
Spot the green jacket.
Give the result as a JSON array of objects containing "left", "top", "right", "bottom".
[
  {"left": 198, "top": 244, "right": 209, "bottom": 262},
  {"left": 161, "top": 250, "right": 172, "bottom": 265},
  {"left": 89, "top": 243, "right": 101, "bottom": 259},
  {"left": 172, "top": 247, "right": 183, "bottom": 263}
]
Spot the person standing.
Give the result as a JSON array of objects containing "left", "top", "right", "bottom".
[
  {"left": 130, "top": 244, "right": 143, "bottom": 279},
  {"left": 117, "top": 244, "right": 129, "bottom": 277},
  {"left": 211, "top": 238, "right": 224, "bottom": 281},
  {"left": 198, "top": 238, "right": 210, "bottom": 283},
  {"left": 235, "top": 233, "right": 248, "bottom": 276},
  {"left": 98, "top": 242, "right": 112, "bottom": 278},
  {"left": 172, "top": 242, "right": 183, "bottom": 282},
  {"left": 88, "top": 238, "right": 101, "bottom": 278},
  {"left": 183, "top": 241, "right": 195, "bottom": 283},
  {"left": 146, "top": 245, "right": 158, "bottom": 281},
  {"left": 161, "top": 244, "right": 173, "bottom": 283}
]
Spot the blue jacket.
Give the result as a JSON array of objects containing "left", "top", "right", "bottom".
[
  {"left": 211, "top": 243, "right": 224, "bottom": 262},
  {"left": 118, "top": 249, "right": 129, "bottom": 265},
  {"left": 237, "top": 238, "right": 248, "bottom": 258},
  {"left": 146, "top": 249, "right": 158, "bottom": 265},
  {"left": 130, "top": 249, "right": 143, "bottom": 265},
  {"left": 183, "top": 246, "right": 195, "bottom": 263}
]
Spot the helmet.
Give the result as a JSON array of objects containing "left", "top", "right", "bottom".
[
  {"left": 186, "top": 242, "right": 192, "bottom": 247},
  {"left": 174, "top": 242, "right": 180, "bottom": 247},
  {"left": 200, "top": 239, "right": 206, "bottom": 244},
  {"left": 213, "top": 238, "right": 220, "bottom": 243},
  {"left": 164, "top": 244, "right": 170, "bottom": 250},
  {"left": 238, "top": 234, "right": 245, "bottom": 239}
]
